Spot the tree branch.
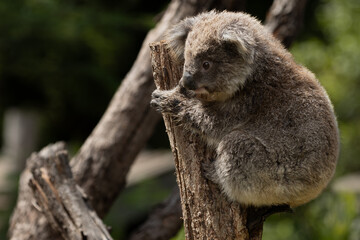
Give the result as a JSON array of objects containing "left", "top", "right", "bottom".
[
  {"left": 9, "top": 143, "right": 113, "bottom": 240},
  {"left": 9, "top": 143, "right": 65, "bottom": 240},
  {"left": 265, "top": 0, "right": 308, "bottom": 48},
  {"left": 129, "top": 188, "right": 182, "bottom": 240},
  {"left": 29, "top": 149, "right": 112, "bottom": 240}
]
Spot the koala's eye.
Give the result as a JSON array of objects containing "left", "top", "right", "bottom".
[{"left": 202, "top": 61, "right": 210, "bottom": 70}]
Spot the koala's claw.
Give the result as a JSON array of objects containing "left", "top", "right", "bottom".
[
  {"left": 150, "top": 99, "right": 161, "bottom": 111},
  {"left": 150, "top": 89, "right": 166, "bottom": 112},
  {"left": 151, "top": 89, "right": 162, "bottom": 99}
]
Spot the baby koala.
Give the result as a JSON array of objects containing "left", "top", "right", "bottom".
[{"left": 150, "top": 11, "right": 339, "bottom": 207}]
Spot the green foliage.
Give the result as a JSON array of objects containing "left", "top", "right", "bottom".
[{"left": 263, "top": 191, "right": 359, "bottom": 240}]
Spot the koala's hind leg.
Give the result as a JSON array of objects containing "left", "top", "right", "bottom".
[{"left": 213, "top": 131, "right": 286, "bottom": 206}]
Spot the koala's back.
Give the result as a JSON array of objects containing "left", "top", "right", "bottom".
[{"left": 236, "top": 58, "right": 339, "bottom": 206}]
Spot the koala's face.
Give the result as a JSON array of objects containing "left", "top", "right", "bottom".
[
  {"left": 166, "top": 12, "right": 257, "bottom": 101},
  {"left": 181, "top": 34, "right": 253, "bottom": 102},
  {"left": 181, "top": 37, "right": 243, "bottom": 101}
]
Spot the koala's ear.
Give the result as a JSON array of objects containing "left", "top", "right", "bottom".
[
  {"left": 221, "top": 28, "right": 255, "bottom": 57},
  {"left": 165, "top": 17, "right": 196, "bottom": 62}
]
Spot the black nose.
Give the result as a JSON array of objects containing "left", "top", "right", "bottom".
[{"left": 181, "top": 72, "right": 196, "bottom": 90}]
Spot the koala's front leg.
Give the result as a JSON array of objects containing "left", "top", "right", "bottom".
[{"left": 151, "top": 86, "right": 225, "bottom": 137}]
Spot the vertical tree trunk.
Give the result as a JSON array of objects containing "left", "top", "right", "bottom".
[{"left": 150, "top": 42, "right": 256, "bottom": 240}]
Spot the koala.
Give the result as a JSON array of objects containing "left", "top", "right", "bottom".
[{"left": 151, "top": 11, "right": 339, "bottom": 207}]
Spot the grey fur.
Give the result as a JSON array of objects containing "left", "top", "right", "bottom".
[{"left": 151, "top": 11, "right": 339, "bottom": 207}]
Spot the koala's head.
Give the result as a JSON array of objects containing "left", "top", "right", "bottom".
[{"left": 166, "top": 11, "right": 259, "bottom": 102}]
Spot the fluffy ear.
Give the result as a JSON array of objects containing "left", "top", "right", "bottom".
[
  {"left": 165, "top": 17, "right": 196, "bottom": 63},
  {"left": 221, "top": 27, "right": 255, "bottom": 57}
]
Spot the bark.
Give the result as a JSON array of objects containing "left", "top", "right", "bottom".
[
  {"left": 8, "top": 143, "right": 65, "bottom": 240},
  {"left": 147, "top": 0, "right": 308, "bottom": 239}
]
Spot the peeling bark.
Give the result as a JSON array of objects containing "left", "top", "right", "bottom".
[
  {"left": 8, "top": 143, "right": 65, "bottom": 240},
  {"left": 29, "top": 149, "right": 112, "bottom": 240},
  {"left": 9, "top": 143, "right": 113, "bottom": 240}
]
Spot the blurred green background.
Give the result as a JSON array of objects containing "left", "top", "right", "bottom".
[{"left": 0, "top": 0, "right": 359, "bottom": 239}]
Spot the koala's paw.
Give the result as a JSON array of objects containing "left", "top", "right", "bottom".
[{"left": 150, "top": 89, "right": 181, "bottom": 114}]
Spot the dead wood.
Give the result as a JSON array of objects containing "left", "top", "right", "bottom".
[
  {"left": 29, "top": 148, "right": 112, "bottom": 240},
  {"left": 9, "top": 143, "right": 65, "bottom": 240},
  {"left": 9, "top": 142, "right": 113, "bottom": 240}
]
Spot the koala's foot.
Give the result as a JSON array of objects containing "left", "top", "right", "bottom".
[
  {"left": 201, "top": 160, "right": 220, "bottom": 184},
  {"left": 150, "top": 89, "right": 181, "bottom": 114}
]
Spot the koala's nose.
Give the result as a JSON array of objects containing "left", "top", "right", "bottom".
[{"left": 181, "top": 72, "right": 196, "bottom": 90}]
